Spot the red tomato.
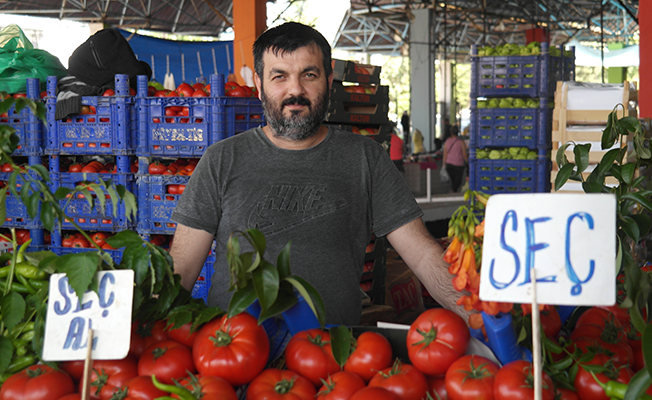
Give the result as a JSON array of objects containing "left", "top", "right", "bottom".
[
  {"left": 177, "top": 83, "right": 194, "bottom": 97},
  {"left": 493, "top": 360, "right": 555, "bottom": 400},
  {"left": 165, "top": 321, "right": 198, "bottom": 348},
  {"left": 192, "top": 83, "right": 205, "bottom": 91},
  {"left": 193, "top": 312, "right": 269, "bottom": 386},
  {"left": 138, "top": 340, "right": 196, "bottom": 384},
  {"left": 176, "top": 375, "right": 237, "bottom": 400},
  {"left": 629, "top": 338, "right": 645, "bottom": 372},
  {"left": 59, "top": 360, "right": 85, "bottom": 382},
  {"left": 167, "top": 184, "right": 179, "bottom": 195},
  {"left": 0, "top": 364, "right": 75, "bottom": 400},
  {"left": 444, "top": 354, "right": 499, "bottom": 400},
  {"left": 317, "top": 371, "right": 366, "bottom": 400},
  {"left": 116, "top": 375, "right": 168, "bottom": 400},
  {"left": 350, "top": 387, "right": 400, "bottom": 400},
  {"left": 407, "top": 308, "right": 470, "bottom": 377},
  {"left": 368, "top": 360, "right": 428, "bottom": 400},
  {"left": 102, "top": 89, "right": 115, "bottom": 96},
  {"left": 227, "top": 86, "right": 247, "bottom": 97},
  {"left": 192, "top": 89, "right": 208, "bottom": 97},
  {"left": 72, "top": 237, "right": 91, "bottom": 248},
  {"left": 85, "top": 356, "right": 139, "bottom": 400},
  {"left": 344, "top": 331, "right": 393, "bottom": 383},
  {"left": 540, "top": 307, "right": 561, "bottom": 339},
  {"left": 571, "top": 336, "right": 633, "bottom": 368},
  {"left": 148, "top": 161, "right": 167, "bottom": 175},
  {"left": 154, "top": 90, "right": 170, "bottom": 97},
  {"left": 556, "top": 388, "right": 579, "bottom": 400},
  {"left": 574, "top": 307, "right": 621, "bottom": 332},
  {"left": 246, "top": 368, "right": 316, "bottom": 400},
  {"left": 149, "top": 235, "right": 167, "bottom": 247},
  {"left": 129, "top": 320, "right": 169, "bottom": 358},
  {"left": 91, "top": 232, "right": 109, "bottom": 248},
  {"left": 224, "top": 81, "right": 240, "bottom": 92},
  {"left": 574, "top": 353, "right": 632, "bottom": 400},
  {"left": 177, "top": 184, "right": 186, "bottom": 194},
  {"left": 285, "top": 328, "right": 341, "bottom": 387},
  {"left": 2, "top": 162, "right": 14, "bottom": 172},
  {"left": 427, "top": 377, "right": 447, "bottom": 400}
]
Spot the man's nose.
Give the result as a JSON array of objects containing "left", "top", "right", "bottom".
[{"left": 285, "top": 75, "right": 306, "bottom": 96}]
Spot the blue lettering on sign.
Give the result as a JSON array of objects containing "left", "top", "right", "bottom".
[
  {"left": 521, "top": 217, "right": 556, "bottom": 285},
  {"left": 63, "top": 318, "right": 97, "bottom": 350},
  {"left": 54, "top": 277, "right": 75, "bottom": 315},
  {"left": 565, "top": 212, "right": 595, "bottom": 296},
  {"left": 99, "top": 273, "right": 115, "bottom": 318},
  {"left": 489, "top": 210, "right": 520, "bottom": 289}
]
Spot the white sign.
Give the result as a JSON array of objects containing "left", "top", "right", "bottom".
[
  {"left": 43, "top": 270, "right": 134, "bottom": 361},
  {"left": 479, "top": 193, "right": 616, "bottom": 306}
]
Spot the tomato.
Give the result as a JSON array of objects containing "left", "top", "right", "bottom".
[
  {"left": 82, "top": 164, "right": 100, "bottom": 173},
  {"left": 574, "top": 307, "right": 621, "bottom": 331},
  {"left": 556, "top": 388, "right": 579, "bottom": 400},
  {"left": 167, "top": 184, "right": 179, "bottom": 195},
  {"left": 149, "top": 235, "right": 167, "bottom": 247},
  {"left": 138, "top": 340, "right": 196, "bottom": 385},
  {"left": 114, "top": 375, "right": 168, "bottom": 400},
  {"left": 102, "top": 89, "right": 115, "bottom": 96},
  {"left": 317, "top": 371, "right": 366, "bottom": 400},
  {"left": 0, "top": 364, "right": 75, "bottom": 400},
  {"left": 227, "top": 86, "right": 247, "bottom": 97},
  {"left": 177, "top": 184, "right": 186, "bottom": 194},
  {"left": 154, "top": 90, "right": 170, "bottom": 97},
  {"left": 72, "top": 237, "right": 91, "bottom": 248},
  {"left": 192, "top": 89, "right": 208, "bottom": 97},
  {"left": 129, "top": 320, "right": 168, "bottom": 358},
  {"left": 58, "top": 395, "right": 81, "bottom": 400},
  {"left": 574, "top": 353, "right": 632, "bottom": 400},
  {"left": 69, "top": 163, "right": 83, "bottom": 172},
  {"left": 80, "top": 105, "right": 92, "bottom": 114},
  {"left": 571, "top": 336, "right": 633, "bottom": 367},
  {"left": 165, "top": 321, "right": 198, "bottom": 348},
  {"left": 193, "top": 312, "right": 269, "bottom": 386},
  {"left": 427, "top": 377, "right": 447, "bottom": 400},
  {"left": 493, "top": 360, "right": 555, "bottom": 400},
  {"left": 148, "top": 161, "right": 167, "bottom": 175},
  {"left": 285, "top": 328, "right": 341, "bottom": 387},
  {"left": 175, "top": 375, "right": 237, "bottom": 400},
  {"left": 225, "top": 81, "right": 240, "bottom": 92},
  {"left": 246, "top": 368, "right": 316, "bottom": 400},
  {"left": 368, "top": 360, "right": 428, "bottom": 400},
  {"left": 406, "top": 308, "right": 470, "bottom": 377},
  {"left": 91, "top": 232, "right": 109, "bottom": 248},
  {"left": 85, "top": 356, "right": 139, "bottom": 400},
  {"left": 629, "top": 338, "right": 645, "bottom": 372},
  {"left": 177, "top": 83, "right": 194, "bottom": 97},
  {"left": 350, "top": 387, "right": 399, "bottom": 400},
  {"left": 59, "top": 360, "right": 85, "bottom": 382},
  {"left": 2, "top": 162, "right": 13, "bottom": 172},
  {"left": 344, "top": 331, "right": 393, "bottom": 383},
  {"left": 444, "top": 354, "right": 499, "bottom": 400},
  {"left": 540, "top": 307, "right": 561, "bottom": 339},
  {"left": 192, "top": 83, "right": 205, "bottom": 91}
]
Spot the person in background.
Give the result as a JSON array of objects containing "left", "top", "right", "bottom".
[
  {"left": 401, "top": 110, "right": 411, "bottom": 155},
  {"left": 390, "top": 126, "right": 405, "bottom": 173},
  {"left": 442, "top": 125, "right": 468, "bottom": 192},
  {"left": 169, "top": 21, "right": 472, "bottom": 326}
]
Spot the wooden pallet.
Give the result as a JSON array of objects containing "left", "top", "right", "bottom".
[{"left": 551, "top": 80, "right": 638, "bottom": 193}]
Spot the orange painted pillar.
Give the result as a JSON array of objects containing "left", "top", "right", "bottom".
[
  {"left": 232, "top": 0, "right": 267, "bottom": 86},
  {"left": 640, "top": 1, "right": 651, "bottom": 117}
]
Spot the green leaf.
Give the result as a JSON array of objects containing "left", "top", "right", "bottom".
[
  {"left": 626, "top": 366, "right": 652, "bottom": 400},
  {"left": 8, "top": 170, "right": 18, "bottom": 198},
  {"left": 556, "top": 142, "right": 572, "bottom": 167},
  {"left": 0, "top": 336, "right": 13, "bottom": 374},
  {"left": 574, "top": 143, "right": 591, "bottom": 173},
  {"left": 92, "top": 184, "right": 107, "bottom": 214},
  {"left": 30, "top": 163, "right": 50, "bottom": 182},
  {"left": 78, "top": 187, "right": 94, "bottom": 211},
  {"left": 619, "top": 116, "right": 641, "bottom": 133},
  {"left": 622, "top": 193, "right": 652, "bottom": 213},
  {"left": 621, "top": 163, "right": 637, "bottom": 185},
  {"left": 258, "top": 292, "right": 297, "bottom": 323},
  {"left": 285, "top": 275, "right": 326, "bottom": 329},
  {"left": 149, "top": 250, "right": 168, "bottom": 294},
  {"left": 0, "top": 185, "right": 7, "bottom": 226},
  {"left": 581, "top": 181, "right": 603, "bottom": 194},
  {"left": 105, "top": 231, "right": 145, "bottom": 248},
  {"left": 276, "top": 242, "right": 292, "bottom": 280},
  {"left": 596, "top": 148, "right": 622, "bottom": 177},
  {"left": 193, "top": 306, "right": 224, "bottom": 331},
  {"left": 2, "top": 291, "right": 26, "bottom": 331},
  {"left": 41, "top": 200, "right": 55, "bottom": 231},
  {"left": 54, "top": 187, "right": 72, "bottom": 201},
  {"left": 252, "top": 260, "right": 279, "bottom": 312},
  {"left": 121, "top": 244, "right": 150, "bottom": 286},
  {"left": 643, "top": 323, "right": 652, "bottom": 378},
  {"left": 51, "top": 252, "right": 99, "bottom": 301},
  {"left": 123, "top": 190, "right": 138, "bottom": 221},
  {"left": 20, "top": 180, "right": 31, "bottom": 210},
  {"left": 555, "top": 163, "right": 575, "bottom": 190},
  {"left": 631, "top": 214, "right": 652, "bottom": 239},
  {"left": 329, "top": 325, "right": 352, "bottom": 368},
  {"left": 227, "top": 284, "right": 257, "bottom": 318},
  {"left": 26, "top": 191, "right": 40, "bottom": 220},
  {"left": 246, "top": 228, "right": 267, "bottom": 255},
  {"left": 620, "top": 215, "right": 640, "bottom": 244}
]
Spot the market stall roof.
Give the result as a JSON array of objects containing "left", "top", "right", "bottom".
[{"left": 0, "top": 0, "right": 639, "bottom": 58}]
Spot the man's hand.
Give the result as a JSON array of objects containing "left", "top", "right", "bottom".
[{"left": 169, "top": 223, "right": 215, "bottom": 292}]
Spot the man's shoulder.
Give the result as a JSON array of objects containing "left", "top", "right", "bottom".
[{"left": 206, "top": 126, "right": 262, "bottom": 151}]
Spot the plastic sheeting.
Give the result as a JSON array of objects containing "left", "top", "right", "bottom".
[{"left": 567, "top": 39, "right": 639, "bottom": 67}]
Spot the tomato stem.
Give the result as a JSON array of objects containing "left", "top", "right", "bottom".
[{"left": 274, "top": 378, "right": 296, "bottom": 394}]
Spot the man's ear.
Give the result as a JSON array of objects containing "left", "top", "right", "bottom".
[
  {"left": 254, "top": 73, "right": 262, "bottom": 100},
  {"left": 328, "top": 71, "right": 334, "bottom": 90}
]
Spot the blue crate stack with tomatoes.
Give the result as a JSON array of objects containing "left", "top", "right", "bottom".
[
  {"left": 135, "top": 73, "right": 264, "bottom": 303},
  {"left": 468, "top": 42, "right": 575, "bottom": 194}
]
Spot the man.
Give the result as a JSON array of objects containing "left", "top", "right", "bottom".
[{"left": 170, "top": 22, "right": 471, "bottom": 325}]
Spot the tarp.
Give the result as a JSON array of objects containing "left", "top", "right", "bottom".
[
  {"left": 118, "top": 29, "right": 233, "bottom": 87},
  {"left": 567, "top": 39, "right": 639, "bottom": 67}
]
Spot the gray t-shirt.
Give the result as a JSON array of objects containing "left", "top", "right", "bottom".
[{"left": 171, "top": 126, "right": 423, "bottom": 325}]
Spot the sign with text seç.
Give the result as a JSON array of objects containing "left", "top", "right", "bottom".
[
  {"left": 42, "top": 270, "right": 134, "bottom": 361},
  {"left": 479, "top": 193, "right": 616, "bottom": 306}
]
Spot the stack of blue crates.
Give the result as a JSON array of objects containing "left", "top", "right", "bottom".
[{"left": 469, "top": 43, "right": 575, "bottom": 194}]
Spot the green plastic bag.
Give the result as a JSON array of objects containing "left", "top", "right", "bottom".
[{"left": 0, "top": 24, "right": 68, "bottom": 94}]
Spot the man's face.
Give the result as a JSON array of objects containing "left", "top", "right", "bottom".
[{"left": 256, "top": 44, "right": 331, "bottom": 141}]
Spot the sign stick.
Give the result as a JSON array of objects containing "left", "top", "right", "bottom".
[
  {"left": 81, "top": 329, "right": 95, "bottom": 400},
  {"left": 531, "top": 269, "right": 541, "bottom": 400}
]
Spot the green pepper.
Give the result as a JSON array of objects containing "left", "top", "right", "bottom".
[
  {"left": 602, "top": 379, "right": 652, "bottom": 400},
  {"left": 6, "top": 355, "right": 36, "bottom": 373},
  {"left": 15, "top": 273, "right": 36, "bottom": 294},
  {"left": 0, "top": 279, "right": 29, "bottom": 293},
  {"left": 27, "top": 279, "right": 48, "bottom": 291},
  {"left": 18, "top": 329, "right": 34, "bottom": 342},
  {"left": 14, "top": 238, "right": 32, "bottom": 264},
  {"left": 151, "top": 375, "right": 195, "bottom": 400},
  {"left": 10, "top": 321, "right": 34, "bottom": 338},
  {"left": 15, "top": 262, "right": 47, "bottom": 280},
  {"left": 15, "top": 345, "right": 27, "bottom": 357},
  {"left": 0, "top": 265, "right": 10, "bottom": 279}
]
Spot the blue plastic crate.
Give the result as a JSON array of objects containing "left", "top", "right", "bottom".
[
  {"left": 191, "top": 256, "right": 215, "bottom": 304},
  {"left": 45, "top": 74, "right": 137, "bottom": 155},
  {"left": 135, "top": 74, "right": 264, "bottom": 157},
  {"left": 49, "top": 229, "right": 123, "bottom": 262},
  {"left": 470, "top": 43, "right": 571, "bottom": 98},
  {"left": 5, "top": 78, "right": 45, "bottom": 156},
  {"left": 0, "top": 228, "right": 49, "bottom": 253},
  {"left": 136, "top": 174, "right": 189, "bottom": 234},
  {"left": 469, "top": 99, "right": 552, "bottom": 150},
  {"left": 0, "top": 158, "right": 47, "bottom": 229},
  {"left": 49, "top": 166, "right": 136, "bottom": 231},
  {"left": 469, "top": 157, "right": 551, "bottom": 194}
]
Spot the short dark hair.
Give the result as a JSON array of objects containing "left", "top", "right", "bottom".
[{"left": 253, "top": 22, "right": 332, "bottom": 80}]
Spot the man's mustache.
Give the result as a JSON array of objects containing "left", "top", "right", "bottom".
[{"left": 282, "top": 96, "right": 311, "bottom": 107}]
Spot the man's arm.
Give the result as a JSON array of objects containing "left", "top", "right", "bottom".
[
  {"left": 169, "top": 223, "right": 215, "bottom": 292},
  {"left": 386, "top": 217, "right": 474, "bottom": 323}
]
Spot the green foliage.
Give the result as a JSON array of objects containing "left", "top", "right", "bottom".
[{"left": 226, "top": 228, "right": 326, "bottom": 328}]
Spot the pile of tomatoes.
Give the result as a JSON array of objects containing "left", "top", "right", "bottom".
[
  {"left": 61, "top": 159, "right": 138, "bottom": 174},
  {"left": 0, "top": 229, "right": 40, "bottom": 246},
  {"left": 147, "top": 158, "right": 198, "bottom": 176},
  {"left": 224, "top": 81, "right": 257, "bottom": 98},
  {"left": 60, "top": 231, "right": 116, "bottom": 250}
]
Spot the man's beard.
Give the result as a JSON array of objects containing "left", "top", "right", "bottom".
[{"left": 261, "top": 84, "right": 329, "bottom": 141}]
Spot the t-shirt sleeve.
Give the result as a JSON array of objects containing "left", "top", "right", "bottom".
[
  {"left": 170, "top": 148, "right": 221, "bottom": 236},
  {"left": 368, "top": 143, "right": 423, "bottom": 237}
]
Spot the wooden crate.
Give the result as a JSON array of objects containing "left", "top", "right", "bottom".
[{"left": 551, "top": 80, "right": 638, "bottom": 193}]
